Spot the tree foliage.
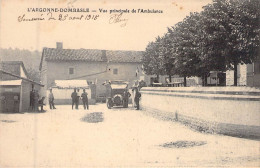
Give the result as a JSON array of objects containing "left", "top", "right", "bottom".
[
  {"left": 142, "top": 37, "right": 166, "bottom": 79},
  {"left": 27, "top": 67, "right": 41, "bottom": 82},
  {"left": 143, "top": 0, "right": 260, "bottom": 86}
]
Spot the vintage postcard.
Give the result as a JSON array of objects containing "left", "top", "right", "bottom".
[{"left": 0, "top": 0, "right": 259, "bottom": 167}]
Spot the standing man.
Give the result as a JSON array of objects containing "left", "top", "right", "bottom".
[
  {"left": 81, "top": 89, "right": 89, "bottom": 110},
  {"left": 123, "top": 89, "right": 131, "bottom": 108},
  {"left": 34, "top": 90, "right": 40, "bottom": 112},
  {"left": 76, "top": 89, "right": 80, "bottom": 109},
  {"left": 134, "top": 87, "right": 141, "bottom": 110},
  {"left": 30, "top": 89, "right": 35, "bottom": 111},
  {"left": 71, "top": 88, "right": 78, "bottom": 110},
  {"left": 48, "top": 89, "right": 56, "bottom": 110}
]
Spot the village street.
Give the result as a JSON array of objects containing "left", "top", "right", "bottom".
[{"left": 0, "top": 104, "right": 259, "bottom": 167}]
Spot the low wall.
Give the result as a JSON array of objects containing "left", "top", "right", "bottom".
[{"left": 140, "top": 87, "right": 260, "bottom": 139}]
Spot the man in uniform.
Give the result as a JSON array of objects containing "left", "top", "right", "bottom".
[
  {"left": 81, "top": 89, "right": 89, "bottom": 110},
  {"left": 104, "top": 80, "right": 112, "bottom": 107},
  {"left": 71, "top": 88, "right": 78, "bottom": 110},
  {"left": 123, "top": 89, "right": 131, "bottom": 108},
  {"left": 34, "top": 90, "right": 40, "bottom": 112},
  {"left": 48, "top": 89, "right": 56, "bottom": 109},
  {"left": 30, "top": 89, "right": 35, "bottom": 111},
  {"left": 134, "top": 87, "right": 141, "bottom": 110},
  {"left": 76, "top": 89, "right": 80, "bottom": 109}
]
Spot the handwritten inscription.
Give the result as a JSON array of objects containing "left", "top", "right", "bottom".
[
  {"left": 18, "top": 12, "right": 99, "bottom": 22},
  {"left": 109, "top": 12, "right": 128, "bottom": 27}
]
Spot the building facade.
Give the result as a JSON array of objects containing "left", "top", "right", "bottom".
[
  {"left": 0, "top": 61, "right": 43, "bottom": 112},
  {"left": 39, "top": 42, "right": 144, "bottom": 101}
]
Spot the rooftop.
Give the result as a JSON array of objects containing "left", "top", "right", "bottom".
[
  {"left": 0, "top": 61, "right": 28, "bottom": 77},
  {"left": 42, "top": 48, "right": 143, "bottom": 63},
  {"left": 40, "top": 42, "right": 144, "bottom": 70}
]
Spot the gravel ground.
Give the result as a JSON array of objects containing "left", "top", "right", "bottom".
[{"left": 0, "top": 104, "right": 259, "bottom": 167}]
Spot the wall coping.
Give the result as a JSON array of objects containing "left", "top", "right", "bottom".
[
  {"left": 141, "top": 87, "right": 260, "bottom": 96},
  {"left": 141, "top": 87, "right": 260, "bottom": 101}
]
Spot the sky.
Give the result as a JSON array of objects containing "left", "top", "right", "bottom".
[{"left": 0, "top": 0, "right": 212, "bottom": 51}]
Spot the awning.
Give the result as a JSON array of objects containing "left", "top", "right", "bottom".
[
  {"left": 53, "top": 80, "right": 89, "bottom": 89},
  {"left": 0, "top": 80, "right": 22, "bottom": 86}
]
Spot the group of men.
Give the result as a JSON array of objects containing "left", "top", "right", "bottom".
[
  {"left": 40, "top": 84, "right": 140, "bottom": 111},
  {"left": 71, "top": 88, "right": 89, "bottom": 110},
  {"left": 34, "top": 88, "right": 88, "bottom": 111}
]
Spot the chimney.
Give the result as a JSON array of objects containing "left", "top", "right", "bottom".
[
  {"left": 101, "top": 50, "right": 107, "bottom": 61},
  {"left": 56, "top": 42, "right": 63, "bottom": 49}
]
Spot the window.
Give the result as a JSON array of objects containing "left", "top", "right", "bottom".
[
  {"left": 113, "top": 68, "right": 118, "bottom": 75},
  {"left": 69, "top": 68, "right": 74, "bottom": 75}
]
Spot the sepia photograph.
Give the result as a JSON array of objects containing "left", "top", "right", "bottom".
[{"left": 0, "top": 0, "right": 259, "bottom": 167}]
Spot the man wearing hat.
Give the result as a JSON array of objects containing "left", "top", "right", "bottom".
[{"left": 81, "top": 89, "right": 89, "bottom": 110}]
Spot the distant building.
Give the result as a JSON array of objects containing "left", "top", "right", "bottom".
[
  {"left": 0, "top": 61, "right": 28, "bottom": 80},
  {"left": 0, "top": 61, "right": 43, "bottom": 112},
  {"left": 247, "top": 54, "right": 260, "bottom": 87},
  {"left": 39, "top": 42, "right": 144, "bottom": 102}
]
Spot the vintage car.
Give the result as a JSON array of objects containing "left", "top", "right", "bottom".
[{"left": 105, "top": 80, "right": 131, "bottom": 109}]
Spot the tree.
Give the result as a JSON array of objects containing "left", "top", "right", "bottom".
[
  {"left": 168, "top": 13, "right": 212, "bottom": 86},
  {"left": 159, "top": 32, "right": 177, "bottom": 82},
  {"left": 27, "top": 67, "right": 40, "bottom": 82},
  {"left": 142, "top": 37, "right": 166, "bottom": 81},
  {"left": 201, "top": 0, "right": 260, "bottom": 85},
  {"left": 143, "top": 0, "right": 260, "bottom": 86}
]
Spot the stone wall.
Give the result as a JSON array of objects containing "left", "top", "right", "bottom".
[{"left": 140, "top": 87, "right": 260, "bottom": 139}]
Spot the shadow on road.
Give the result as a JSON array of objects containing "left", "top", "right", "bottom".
[
  {"left": 160, "top": 141, "right": 207, "bottom": 148},
  {"left": 81, "top": 112, "right": 104, "bottom": 123},
  {"left": 26, "top": 110, "right": 47, "bottom": 114},
  {"left": 1, "top": 120, "right": 17, "bottom": 123}
]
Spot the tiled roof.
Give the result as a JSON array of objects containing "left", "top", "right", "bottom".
[
  {"left": 0, "top": 61, "right": 28, "bottom": 77},
  {"left": 42, "top": 48, "right": 144, "bottom": 63},
  {"left": 43, "top": 48, "right": 104, "bottom": 61},
  {"left": 106, "top": 50, "right": 143, "bottom": 63},
  {"left": 0, "top": 69, "right": 43, "bottom": 86}
]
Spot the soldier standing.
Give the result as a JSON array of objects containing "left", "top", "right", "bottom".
[
  {"left": 76, "top": 89, "right": 80, "bottom": 109},
  {"left": 81, "top": 89, "right": 89, "bottom": 110},
  {"left": 34, "top": 90, "right": 40, "bottom": 112},
  {"left": 134, "top": 87, "right": 141, "bottom": 110},
  {"left": 30, "top": 89, "right": 35, "bottom": 111},
  {"left": 71, "top": 88, "right": 78, "bottom": 110},
  {"left": 48, "top": 89, "right": 56, "bottom": 109},
  {"left": 123, "top": 89, "right": 131, "bottom": 108}
]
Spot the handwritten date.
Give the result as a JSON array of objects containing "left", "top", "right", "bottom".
[{"left": 18, "top": 13, "right": 99, "bottom": 22}]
